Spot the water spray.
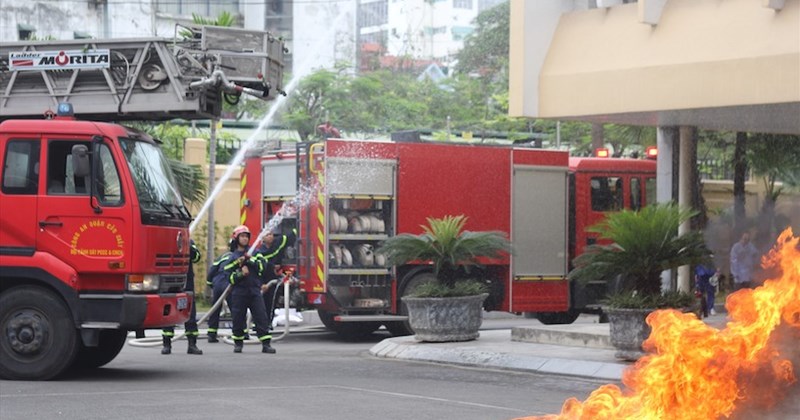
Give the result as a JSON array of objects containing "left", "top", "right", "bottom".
[{"left": 189, "top": 8, "right": 352, "bottom": 235}]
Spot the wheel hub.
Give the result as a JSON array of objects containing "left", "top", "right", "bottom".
[{"left": 6, "top": 312, "right": 48, "bottom": 355}]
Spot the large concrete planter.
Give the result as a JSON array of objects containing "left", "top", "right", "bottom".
[
  {"left": 606, "top": 307, "right": 654, "bottom": 361},
  {"left": 402, "top": 293, "right": 488, "bottom": 342}
]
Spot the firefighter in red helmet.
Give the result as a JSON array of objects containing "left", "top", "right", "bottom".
[{"left": 218, "top": 225, "right": 276, "bottom": 353}]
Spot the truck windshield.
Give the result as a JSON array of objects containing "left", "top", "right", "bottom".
[{"left": 119, "top": 137, "right": 189, "bottom": 225}]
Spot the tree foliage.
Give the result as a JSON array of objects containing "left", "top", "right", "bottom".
[{"left": 454, "top": 1, "right": 509, "bottom": 78}]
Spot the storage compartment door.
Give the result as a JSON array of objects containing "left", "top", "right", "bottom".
[
  {"left": 512, "top": 166, "right": 568, "bottom": 278},
  {"left": 262, "top": 159, "right": 298, "bottom": 197}
]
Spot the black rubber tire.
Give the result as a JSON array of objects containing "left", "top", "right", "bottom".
[
  {"left": 73, "top": 329, "right": 128, "bottom": 369},
  {"left": 384, "top": 271, "right": 437, "bottom": 337},
  {"left": 0, "top": 286, "right": 80, "bottom": 380},
  {"left": 535, "top": 310, "right": 580, "bottom": 325},
  {"left": 317, "top": 310, "right": 380, "bottom": 339}
]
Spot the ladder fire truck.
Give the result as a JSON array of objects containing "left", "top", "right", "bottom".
[
  {"left": 241, "top": 139, "right": 656, "bottom": 337},
  {"left": 0, "top": 26, "right": 285, "bottom": 380}
]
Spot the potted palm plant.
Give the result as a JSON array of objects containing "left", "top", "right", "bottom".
[
  {"left": 569, "top": 203, "right": 711, "bottom": 360},
  {"left": 377, "top": 215, "right": 510, "bottom": 342}
]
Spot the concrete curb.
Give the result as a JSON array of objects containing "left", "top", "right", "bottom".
[{"left": 369, "top": 331, "right": 628, "bottom": 381}]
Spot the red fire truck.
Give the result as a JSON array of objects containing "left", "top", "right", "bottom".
[
  {"left": 0, "top": 26, "right": 286, "bottom": 380},
  {"left": 241, "top": 139, "right": 656, "bottom": 337}
]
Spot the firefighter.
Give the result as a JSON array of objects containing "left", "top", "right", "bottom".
[
  {"left": 205, "top": 249, "right": 233, "bottom": 343},
  {"left": 221, "top": 225, "right": 276, "bottom": 354},
  {"left": 255, "top": 226, "right": 297, "bottom": 329},
  {"left": 316, "top": 121, "right": 341, "bottom": 140},
  {"left": 162, "top": 239, "right": 203, "bottom": 355}
]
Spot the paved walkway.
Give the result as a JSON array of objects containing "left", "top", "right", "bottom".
[{"left": 370, "top": 309, "right": 730, "bottom": 381}]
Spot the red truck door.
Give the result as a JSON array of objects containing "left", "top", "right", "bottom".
[
  {"left": 36, "top": 137, "right": 132, "bottom": 277},
  {"left": 0, "top": 137, "right": 41, "bottom": 253}
]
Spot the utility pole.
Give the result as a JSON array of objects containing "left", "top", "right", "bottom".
[{"left": 205, "top": 119, "right": 217, "bottom": 274}]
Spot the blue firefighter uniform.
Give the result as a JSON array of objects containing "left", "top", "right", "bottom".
[
  {"left": 162, "top": 239, "right": 203, "bottom": 355},
  {"left": 255, "top": 228, "right": 297, "bottom": 327},
  {"left": 205, "top": 251, "right": 233, "bottom": 343},
  {"left": 222, "top": 250, "right": 276, "bottom": 353}
]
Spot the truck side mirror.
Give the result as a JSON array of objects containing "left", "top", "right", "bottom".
[{"left": 71, "top": 145, "right": 90, "bottom": 178}]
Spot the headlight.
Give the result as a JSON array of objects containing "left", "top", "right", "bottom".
[{"left": 126, "top": 274, "right": 160, "bottom": 292}]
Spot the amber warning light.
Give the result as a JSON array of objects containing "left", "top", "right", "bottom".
[
  {"left": 594, "top": 148, "right": 610, "bottom": 158},
  {"left": 646, "top": 146, "right": 658, "bottom": 159}
]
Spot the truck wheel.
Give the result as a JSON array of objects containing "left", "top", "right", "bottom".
[
  {"left": 317, "top": 310, "right": 380, "bottom": 339},
  {"left": 73, "top": 330, "right": 128, "bottom": 369},
  {"left": 384, "top": 271, "right": 437, "bottom": 337},
  {"left": 0, "top": 286, "right": 80, "bottom": 380},
  {"left": 535, "top": 310, "right": 580, "bottom": 325}
]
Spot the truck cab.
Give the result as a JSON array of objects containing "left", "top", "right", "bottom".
[{"left": 0, "top": 110, "right": 192, "bottom": 380}]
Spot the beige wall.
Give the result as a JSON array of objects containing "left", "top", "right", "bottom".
[
  {"left": 184, "top": 138, "right": 243, "bottom": 254},
  {"left": 509, "top": 0, "right": 800, "bottom": 134}
]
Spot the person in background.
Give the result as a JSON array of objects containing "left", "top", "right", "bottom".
[
  {"left": 695, "top": 263, "right": 719, "bottom": 317},
  {"left": 205, "top": 248, "right": 233, "bottom": 343},
  {"left": 221, "top": 225, "right": 276, "bottom": 354},
  {"left": 730, "top": 232, "right": 759, "bottom": 291},
  {"left": 316, "top": 121, "right": 341, "bottom": 140},
  {"left": 162, "top": 239, "right": 203, "bottom": 355},
  {"left": 255, "top": 227, "right": 297, "bottom": 328}
]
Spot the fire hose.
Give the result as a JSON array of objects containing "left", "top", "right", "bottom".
[{"left": 127, "top": 274, "right": 301, "bottom": 348}]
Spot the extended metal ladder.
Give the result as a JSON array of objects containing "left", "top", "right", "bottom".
[{"left": 0, "top": 25, "right": 286, "bottom": 121}]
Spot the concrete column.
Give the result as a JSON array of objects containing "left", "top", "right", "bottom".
[
  {"left": 657, "top": 126, "right": 677, "bottom": 291},
  {"left": 677, "top": 126, "right": 695, "bottom": 293}
]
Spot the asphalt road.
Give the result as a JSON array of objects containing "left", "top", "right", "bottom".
[{"left": 0, "top": 319, "right": 608, "bottom": 420}]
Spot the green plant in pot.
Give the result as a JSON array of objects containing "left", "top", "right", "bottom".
[
  {"left": 568, "top": 202, "right": 711, "bottom": 360},
  {"left": 377, "top": 215, "right": 510, "bottom": 342}
]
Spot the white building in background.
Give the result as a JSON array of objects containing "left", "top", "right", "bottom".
[
  {"left": 357, "top": 0, "right": 505, "bottom": 62},
  {"left": 1, "top": 0, "right": 504, "bottom": 73}
]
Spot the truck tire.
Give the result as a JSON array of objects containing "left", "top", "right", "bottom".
[
  {"left": 384, "top": 271, "right": 437, "bottom": 337},
  {"left": 73, "top": 330, "right": 128, "bottom": 369},
  {"left": 535, "top": 310, "right": 580, "bottom": 325},
  {"left": 0, "top": 286, "right": 80, "bottom": 380},
  {"left": 317, "top": 310, "right": 380, "bottom": 339}
]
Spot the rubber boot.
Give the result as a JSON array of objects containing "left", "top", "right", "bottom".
[
  {"left": 262, "top": 339, "right": 276, "bottom": 354},
  {"left": 187, "top": 335, "right": 203, "bottom": 355},
  {"left": 207, "top": 332, "right": 219, "bottom": 343},
  {"left": 233, "top": 340, "right": 244, "bottom": 353},
  {"left": 161, "top": 336, "right": 172, "bottom": 355}
]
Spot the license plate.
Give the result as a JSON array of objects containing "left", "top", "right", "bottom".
[{"left": 177, "top": 297, "right": 188, "bottom": 310}]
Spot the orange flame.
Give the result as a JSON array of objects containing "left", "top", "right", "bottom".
[{"left": 518, "top": 228, "right": 800, "bottom": 420}]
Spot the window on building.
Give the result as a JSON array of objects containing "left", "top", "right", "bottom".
[
  {"left": 360, "top": 30, "right": 389, "bottom": 49},
  {"left": 2, "top": 140, "right": 40, "bottom": 195},
  {"left": 451, "top": 26, "right": 473, "bottom": 40},
  {"left": 425, "top": 26, "right": 447, "bottom": 36},
  {"left": 590, "top": 176, "right": 623, "bottom": 212},
  {"left": 478, "top": 0, "right": 504, "bottom": 12},
  {"left": 360, "top": 0, "right": 389, "bottom": 28},
  {"left": 453, "top": 0, "right": 473, "bottom": 8},
  {"left": 17, "top": 24, "right": 36, "bottom": 41},
  {"left": 156, "top": 0, "right": 239, "bottom": 18}
]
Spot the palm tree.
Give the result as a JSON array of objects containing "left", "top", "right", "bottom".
[
  {"left": 377, "top": 215, "right": 510, "bottom": 291},
  {"left": 168, "top": 159, "right": 206, "bottom": 207},
  {"left": 569, "top": 203, "right": 711, "bottom": 299}
]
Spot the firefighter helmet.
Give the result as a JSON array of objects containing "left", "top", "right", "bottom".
[{"left": 231, "top": 225, "right": 250, "bottom": 239}]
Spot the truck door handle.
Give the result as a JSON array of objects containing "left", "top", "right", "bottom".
[{"left": 39, "top": 220, "right": 63, "bottom": 227}]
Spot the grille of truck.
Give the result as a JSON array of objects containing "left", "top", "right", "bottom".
[
  {"left": 160, "top": 274, "right": 188, "bottom": 293},
  {"left": 155, "top": 253, "right": 190, "bottom": 271}
]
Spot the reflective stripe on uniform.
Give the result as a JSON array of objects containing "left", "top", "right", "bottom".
[
  {"left": 185, "top": 330, "right": 200, "bottom": 336},
  {"left": 258, "top": 335, "right": 272, "bottom": 341},
  {"left": 231, "top": 335, "right": 246, "bottom": 340},
  {"left": 162, "top": 331, "right": 175, "bottom": 337},
  {"left": 207, "top": 328, "right": 218, "bottom": 333}
]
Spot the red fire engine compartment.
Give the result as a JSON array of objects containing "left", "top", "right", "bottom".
[{"left": 244, "top": 139, "right": 574, "bottom": 320}]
